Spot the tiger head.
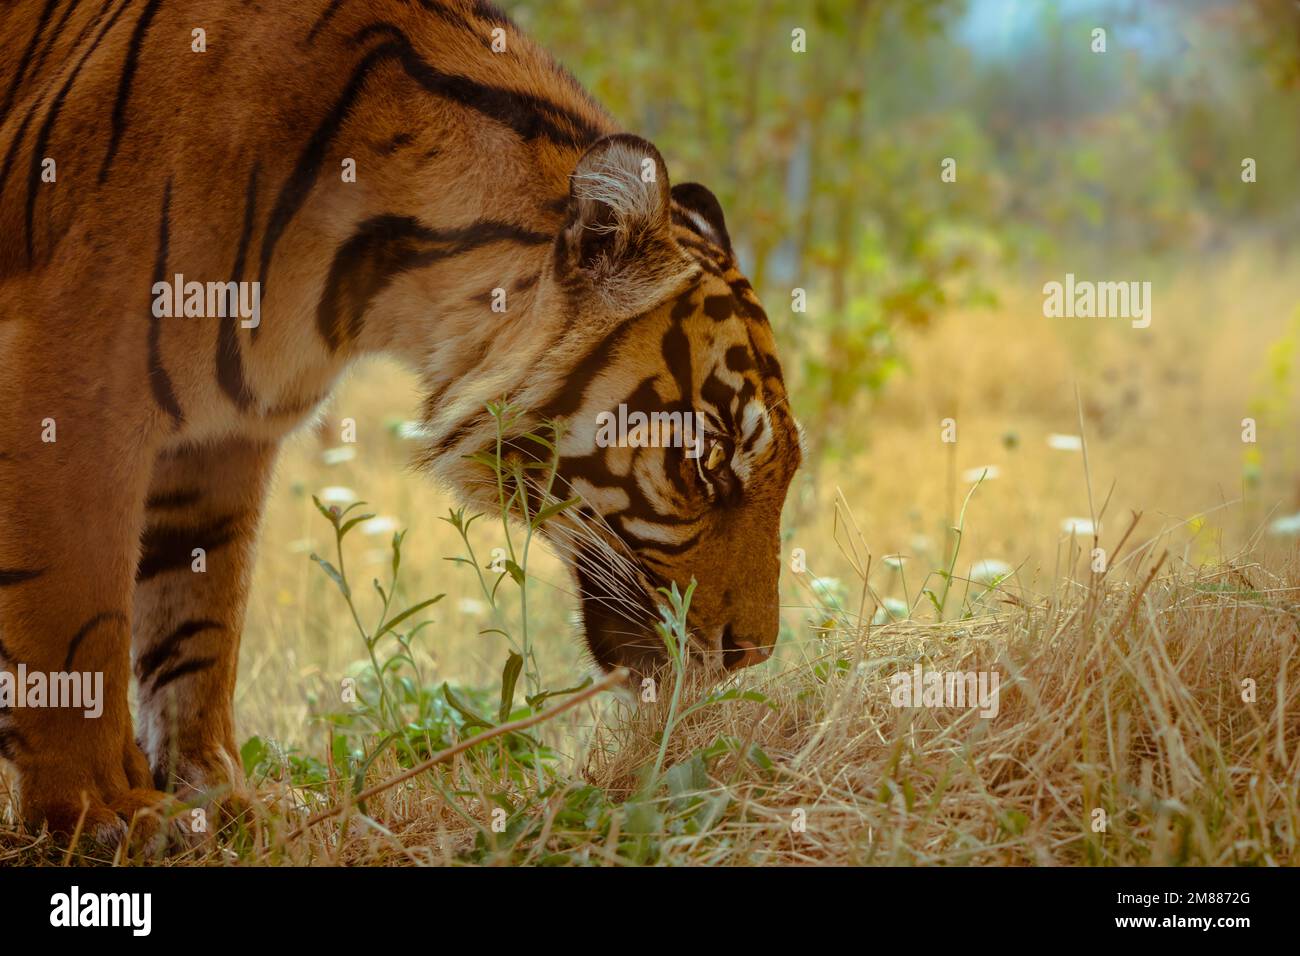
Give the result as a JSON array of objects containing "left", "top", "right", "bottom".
[{"left": 437, "top": 134, "right": 801, "bottom": 678}]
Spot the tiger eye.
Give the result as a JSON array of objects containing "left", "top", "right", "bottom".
[{"left": 706, "top": 443, "right": 726, "bottom": 470}]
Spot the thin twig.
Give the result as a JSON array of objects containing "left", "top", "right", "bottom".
[
  {"left": 1075, "top": 384, "right": 1097, "bottom": 534},
  {"left": 1112, "top": 551, "right": 1169, "bottom": 637}
]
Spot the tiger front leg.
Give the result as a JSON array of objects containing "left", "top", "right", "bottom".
[
  {"left": 0, "top": 394, "right": 169, "bottom": 844},
  {"left": 132, "top": 437, "right": 279, "bottom": 814}
]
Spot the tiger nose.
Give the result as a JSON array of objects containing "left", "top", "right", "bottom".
[{"left": 721, "top": 625, "right": 772, "bottom": 670}]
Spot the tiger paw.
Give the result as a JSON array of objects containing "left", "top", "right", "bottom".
[
  {"left": 30, "top": 789, "right": 195, "bottom": 853},
  {"left": 154, "top": 745, "right": 252, "bottom": 830},
  {"left": 109, "top": 788, "right": 207, "bottom": 855},
  {"left": 34, "top": 796, "right": 132, "bottom": 847}
]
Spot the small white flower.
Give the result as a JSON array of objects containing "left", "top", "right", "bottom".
[
  {"left": 458, "top": 598, "right": 488, "bottom": 616},
  {"left": 319, "top": 486, "right": 357, "bottom": 505},
  {"left": 810, "top": 576, "right": 847, "bottom": 609},
  {"left": 321, "top": 446, "right": 357, "bottom": 465},
  {"left": 360, "top": 516, "right": 399, "bottom": 536},
  {"left": 962, "top": 465, "right": 1000, "bottom": 482},
  {"left": 882, "top": 554, "right": 907, "bottom": 569},
  {"left": 1268, "top": 513, "right": 1300, "bottom": 536},
  {"left": 969, "top": 559, "right": 1013, "bottom": 585},
  {"left": 1061, "top": 517, "right": 1096, "bottom": 535},
  {"left": 872, "top": 598, "right": 909, "bottom": 624},
  {"left": 1047, "top": 433, "right": 1083, "bottom": 452}
]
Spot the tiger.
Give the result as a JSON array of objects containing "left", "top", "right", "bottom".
[{"left": 0, "top": 0, "right": 801, "bottom": 843}]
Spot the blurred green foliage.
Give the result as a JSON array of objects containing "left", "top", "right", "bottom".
[{"left": 513, "top": 0, "right": 1300, "bottom": 453}]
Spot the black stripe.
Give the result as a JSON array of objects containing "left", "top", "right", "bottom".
[
  {"left": 702, "top": 294, "right": 734, "bottom": 321},
  {"left": 316, "top": 214, "right": 548, "bottom": 351},
  {"left": 614, "top": 516, "right": 702, "bottom": 557},
  {"left": 256, "top": 33, "right": 400, "bottom": 337},
  {"left": 415, "top": 0, "right": 483, "bottom": 39},
  {"left": 751, "top": 335, "right": 784, "bottom": 388},
  {"left": 469, "top": 1, "right": 512, "bottom": 28},
  {"left": 559, "top": 451, "right": 700, "bottom": 526},
  {"left": 24, "top": 0, "right": 133, "bottom": 264},
  {"left": 30, "top": 0, "right": 84, "bottom": 80},
  {"left": 257, "top": 22, "right": 599, "bottom": 312},
  {"left": 136, "top": 513, "right": 242, "bottom": 582},
  {"left": 657, "top": 325, "right": 696, "bottom": 500},
  {"left": 0, "top": 635, "right": 13, "bottom": 662},
  {"left": 148, "top": 180, "right": 184, "bottom": 423},
  {"left": 571, "top": 545, "right": 659, "bottom": 673},
  {"left": 65, "top": 0, "right": 114, "bottom": 51},
  {"left": 152, "top": 655, "right": 217, "bottom": 691},
  {"left": 0, "top": 0, "right": 61, "bottom": 128},
  {"left": 431, "top": 411, "right": 487, "bottom": 457},
  {"left": 418, "top": 340, "right": 492, "bottom": 422},
  {"left": 552, "top": 232, "right": 590, "bottom": 325},
  {"left": 470, "top": 269, "right": 540, "bottom": 305},
  {"left": 216, "top": 162, "right": 259, "bottom": 408},
  {"left": 634, "top": 549, "right": 675, "bottom": 576},
  {"left": 700, "top": 371, "right": 738, "bottom": 434},
  {"left": 724, "top": 345, "right": 753, "bottom": 375},
  {"left": 0, "top": 567, "right": 45, "bottom": 586},
  {"left": 676, "top": 231, "right": 725, "bottom": 257},
  {"left": 686, "top": 250, "right": 724, "bottom": 277},
  {"left": 0, "top": 727, "right": 29, "bottom": 760},
  {"left": 730, "top": 283, "right": 768, "bottom": 325},
  {"left": 64, "top": 610, "right": 127, "bottom": 670},
  {"left": 661, "top": 323, "right": 695, "bottom": 405},
  {"left": 728, "top": 276, "right": 755, "bottom": 298},
  {"left": 0, "top": 100, "right": 41, "bottom": 202},
  {"left": 306, "top": 0, "right": 349, "bottom": 44},
  {"left": 669, "top": 287, "right": 697, "bottom": 321},
  {"left": 156, "top": 442, "right": 198, "bottom": 461},
  {"left": 535, "top": 314, "right": 644, "bottom": 421},
  {"left": 413, "top": 0, "right": 511, "bottom": 47},
  {"left": 145, "top": 488, "right": 202, "bottom": 510},
  {"left": 135, "top": 618, "right": 222, "bottom": 682},
  {"left": 677, "top": 232, "right": 725, "bottom": 262},
  {"left": 98, "top": 0, "right": 163, "bottom": 183},
  {"left": 541, "top": 195, "right": 569, "bottom": 217},
  {"left": 380, "top": 130, "right": 415, "bottom": 153},
  {"left": 263, "top": 391, "right": 330, "bottom": 417}
]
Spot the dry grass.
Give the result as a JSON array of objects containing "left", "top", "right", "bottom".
[
  {"left": 596, "top": 544, "right": 1300, "bottom": 866},
  {"left": 3, "top": 522, "right": 1296, "bottom": 866}
]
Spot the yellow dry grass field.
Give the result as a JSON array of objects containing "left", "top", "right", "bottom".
[{"left": 3, "top": 249, "right": 1298, "bottom": 865}]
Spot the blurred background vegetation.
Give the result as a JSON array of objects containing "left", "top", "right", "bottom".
[{"left": 521, "top": 0, "right": 1300, "bottom": 455}]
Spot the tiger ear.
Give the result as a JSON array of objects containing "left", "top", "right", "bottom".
[
  {"left": 671, "top": 182, "right": 732, "bottom": 256},
  {"left": 561, "top": 134, "right": 695, "bottom": 314}
]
